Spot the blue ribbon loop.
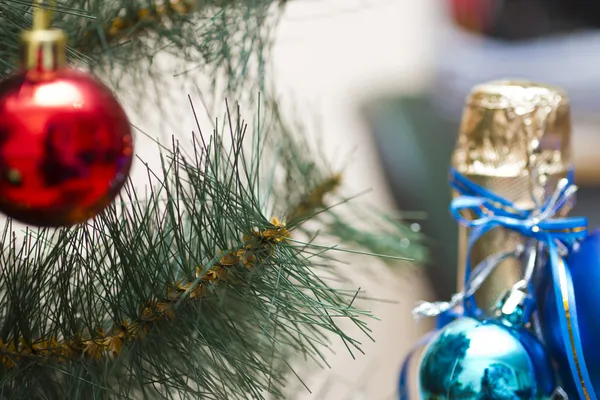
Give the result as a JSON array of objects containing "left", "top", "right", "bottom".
[{"left": 398, "top": 169, "right": 594, "bottom": 400}]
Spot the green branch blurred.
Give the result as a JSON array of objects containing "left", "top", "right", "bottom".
[{"left": 0, "top": 0, "right": 280, "bottom": 95}]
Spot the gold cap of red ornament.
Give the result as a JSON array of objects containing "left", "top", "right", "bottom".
[{"left": 21, "top": 2, "right": 67, "bottom": 71}]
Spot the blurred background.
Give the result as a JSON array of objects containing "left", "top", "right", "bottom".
[{"left": 265, "top": 0, "right": 600, "bottom": 398}]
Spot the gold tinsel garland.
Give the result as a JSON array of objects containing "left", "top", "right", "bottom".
[
  {"left": 106, "top": 0, "right": 195, "bottom": 39},
  {"left": 0, "top": 218, "right": 289, "bottom": 366},
  {"left": 0, "top": 169, "right": 340, "bottom": 367},
  {"left": 67, "top": 0, "right": 197, "bottom": 52},
  {"left": 288, "top": 174, "right": 342, "bottom": 222}
]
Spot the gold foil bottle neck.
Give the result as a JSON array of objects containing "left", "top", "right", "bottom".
[
  {"left": 454, "top": 80, "right": 572, "bottom": 207},
  {"left": 452, "top": 80, "right": 572, "bottom": 313}
]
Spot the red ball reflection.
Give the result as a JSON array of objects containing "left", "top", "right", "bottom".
[{"left": 0, "top": 69, "right": 133, "bottom": 227}]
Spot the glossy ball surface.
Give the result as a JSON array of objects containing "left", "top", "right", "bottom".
[
  {"left": 0, "top": 68, "right": 133, "bottom": 226},
  {"left": 540, "top": 229, "right": 600, "bottom": 397},
  {"left": 419, "top": 317, "right": 555, "bottom": 399}
]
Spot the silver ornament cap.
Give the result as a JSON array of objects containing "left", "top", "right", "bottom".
[{"left": 494, "top": 286, "right": 531, "bottom": 327}]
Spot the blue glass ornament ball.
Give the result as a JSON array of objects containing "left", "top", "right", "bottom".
[
  {"left": 540, "top": 229, "right": 600, "bottom": 396},
  {"left": 418, "top": 317, "right": 555, "bottom": 399}
]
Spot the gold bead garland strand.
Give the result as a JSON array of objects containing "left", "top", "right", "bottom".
[
  {"left": 0, "top": 218, "right": 289, "bottom": 365},
  {"left": 103, "top": 0, "right": 196, "bottom": 42},
  {"left": 288, "top": 174, "right": 343, "bottom": 222}
]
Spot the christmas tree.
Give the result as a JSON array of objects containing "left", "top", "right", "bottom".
[{"left": 0, "top": 1, "right": 425, "bottom": 398}]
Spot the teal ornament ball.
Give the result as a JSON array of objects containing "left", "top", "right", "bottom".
[{"left": 418, "top": 317, "right": 555, "bottom": 399}]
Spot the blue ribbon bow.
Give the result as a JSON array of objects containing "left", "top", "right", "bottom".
[
  {"left": 398, "top": 169, "right": 594, "bottom": 400},
  {"left": 450, "top": 169, "right": 593, "bottom": 400}
]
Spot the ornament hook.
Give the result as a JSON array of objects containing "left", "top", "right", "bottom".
[
  {"left": 32, "top": 0, "right": 56, "bottom": 30},
  {"left": 33, "top": 3, "right": 50, "bottom": 30},
  {"left": 551, "top": 387, "right": 569, "bottom": 400}
]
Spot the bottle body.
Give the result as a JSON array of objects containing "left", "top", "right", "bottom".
[{"left": 453, "top": 80, "right": 572, "bottom": 312}]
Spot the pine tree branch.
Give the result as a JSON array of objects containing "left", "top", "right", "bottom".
[
  {"left": 0, "top": 101, "right": 395, "bottom": 399},
  {"left": 0, "top": 219, "right": 289, "bottom": 365},
  {"left": 0, "top": 1, "right": 426, "bottom": 398}
]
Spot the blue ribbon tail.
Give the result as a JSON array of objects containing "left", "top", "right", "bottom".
[{"left": 549, "top": 239, "right": 597, "bottom": 400}]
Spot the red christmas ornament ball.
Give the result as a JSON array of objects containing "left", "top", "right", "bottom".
[{"left": 0, "top": 69, "right": 133, "bottom": 227}]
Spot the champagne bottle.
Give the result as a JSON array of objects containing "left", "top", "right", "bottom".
[{"left": 452, "top": 80, "right": 572, "bottom": 313}]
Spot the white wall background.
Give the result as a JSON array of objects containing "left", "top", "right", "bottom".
[{"left": 269, "top": 1, "right": 441, "bottom": 398}]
